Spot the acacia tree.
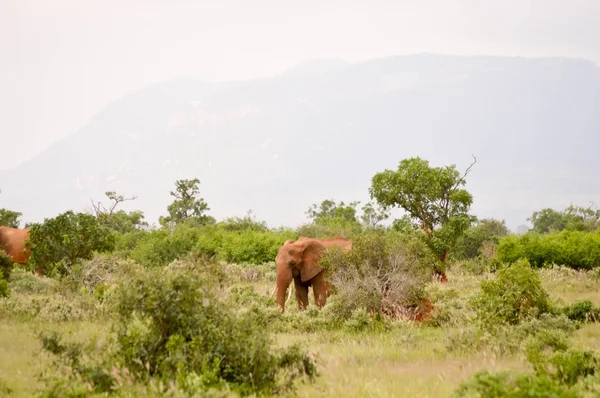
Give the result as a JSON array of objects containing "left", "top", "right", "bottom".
[
  {"left": 90, "top": 191, "right": 148, "bottom": 233},
  {"left": 159, "top": 178, "right": 215, "bottom": 228},
  {"left": 369, "top": 156, "right": 477, "bottom": 281}
]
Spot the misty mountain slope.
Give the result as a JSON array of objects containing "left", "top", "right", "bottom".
[{"left": 1, "top": 54, "right": 599, "bottom": 229}]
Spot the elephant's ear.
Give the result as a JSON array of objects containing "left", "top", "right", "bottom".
[{"left": 299, "top": 239, "right": 326, "bottom": 282}]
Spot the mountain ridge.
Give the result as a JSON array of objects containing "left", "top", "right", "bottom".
[{"left": 1, "top": 53, "right": 599, "bottom": 230}]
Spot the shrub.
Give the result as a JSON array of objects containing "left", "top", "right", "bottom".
[
  {"left": 0, "top": 277, "right": 7, "bottom": 298},
  {"left": 322, "top": 230, "right": 433, "bottom": 321},
  {"left": 454, "top": 326, "right": 600, "bottom": 397},
  {"left": 128, "top": 224, "right": 201, "bottom": 267},
  {"left": 453, "top": 370, "right": 579, "bottom": 398},
  {"left": 38, "top": 265, "right": 318, "bottom": 396},
  {"left": 8, "top": 267, "right": 58, "bottom": 295},
  {"left": 27, "top": 211, "right": 116, "bottom": 276},
  {"left": 0, "top": 250, "right": 12, "bottom": 281},
  {"left": 0, "top": 292, "right": 99, "bottom": 322},
  {"left": 0, "top": 251, "right": 12, "bottom": 297},
  {"left": 471, "top": 258, "right": 551, "bottom": 326},
  {"left": 496, "top": 230, "right": 600, "bottom": 270},
  {"left": 562, "top": 300, "right": 600, "bottom": 323},
  {"left": 453, "top": 218, "right": 508, "bottom": 260},
  {"left": 216, "top": 229, "right": 294, "bottom": 264}
]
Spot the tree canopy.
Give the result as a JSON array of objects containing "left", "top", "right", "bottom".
[
  {"left": 159, "top": 178, "right": 215, "bottom": 228},
  {"left": 369, "top": 156, "right": 476, "bottom": 279}
]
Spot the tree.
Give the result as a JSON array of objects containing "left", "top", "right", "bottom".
[
  {"left": 529, "top": 204, "right": 600, "bottom": 233},
  {"left": 159, "top": 178, "right": 215, "bottom": 228},
  {"left": 306, "top": 199, "right": 360, "bottom": 223},
  {"left": 0, "top": 189, "right": 22, "bottom": 228},
  {"left": 369, "top": 156, "right": 477, "bottom": 281},
  {"left": 90, "top": 191, "right": 148, "bottom": 234},
  {"left": 360, "top": 201, "right": 390, "bottom": 228},
  {"left": 453, "top": 218, "right": 509, "bottom": 260},
  {"left": 0, "top": 209, "right": 22, "bottom": 228}
]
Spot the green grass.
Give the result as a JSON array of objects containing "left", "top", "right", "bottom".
[{"left": 2, "top": 265, "right": 600, "bottom": 397}]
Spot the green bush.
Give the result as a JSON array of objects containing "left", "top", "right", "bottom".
[
  {"left": 128, "top": 224, "right": 294, "bottom": 267},
  {"left": 496, "top": 230, "right": 600, "bottom": 270},
  {"left": 128, "top": 225, "right": 201, "bottom": 267},
  {"left": 562, "top": 300, "right": 600, "bottom": 323},
  {"left": 27, "top": 211, "right": 116, "bottom": 276},
  {"left": 454, "top": 325, "right": 600, "bottom": 397},
  {"left": 0, "top": 251, "right": 12, "bottom": 281},
  {"left": 0, "top": 277, "right": 8, "bottom": 298},
  {"left": 38, "top": 264, "right": 318, "bottom": 396},
  {"left": 8, "top": 268, "right": 58, "bottom": 295},
  {"left": 453, "top": 218, "right": 508, "bottom": 260},
  {"left": 216, "top": 229, "right": 294, "bottom": 264},
  {"left": 471, "top": 258, "right": 551, "bottom": 326},
  {"left": 0, "top": 251, "right": 12, "bottom": 298}
]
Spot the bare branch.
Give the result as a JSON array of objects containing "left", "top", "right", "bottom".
[{"left": 453, "top": 154, "right": 477, "bottom": 190}]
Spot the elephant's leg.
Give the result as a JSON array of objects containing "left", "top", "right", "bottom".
[
  {"left": 311, "top": 273, "right": 329, "bottom": 308},
  {"left": 276, "top": 271, "right": 293, "bottom": 311},
  {"left": 293, "top": 278, "right": 309, "bottom": 310}
]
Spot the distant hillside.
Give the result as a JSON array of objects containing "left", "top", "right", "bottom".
[{"left": 1, "top": 54, "right": 599, "bottom": 230}]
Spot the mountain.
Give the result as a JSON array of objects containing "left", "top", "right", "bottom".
[{"left": 1, "top": 54, "right": 599, "bottom": 230}]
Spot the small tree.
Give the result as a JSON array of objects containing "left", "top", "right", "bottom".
[
  {"left": 90, "top": 191, "right": 148, "bottom": 234},
  {"left": 369, "top": 156, "right": 477, "bottom": 281},
  {"left": 360, "top": 201, "right": 390, "bottom": 228},
  {"left": 453, "top": 218, "right": 509, "bottom": 260},
  {"left": 306, "top": 199, "right": 360, "bottom": 223},
  {"left": 159, "top": 178, "right": 215, "bottom": 228}
]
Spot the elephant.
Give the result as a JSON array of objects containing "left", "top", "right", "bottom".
[
  {"left": 0, "top": 226, "right": 31, "bottom": 265},
  {"left": 274, "top": 236, "right": 351, "bottom": 311}
]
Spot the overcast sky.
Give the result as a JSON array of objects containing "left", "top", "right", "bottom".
[{"left": 1, "top": 0, "right": 599, "bottom": 171}]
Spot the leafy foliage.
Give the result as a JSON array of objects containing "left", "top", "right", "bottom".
[
  {"left": 369, "top": 157, "right": 476, "bottom": 274},
  {"left": 90, "top": 191, "right": 149, "bottom": 234},
  {"left": 562, "top": 300, "right": 600, "bottom": 323},
  {"left": 0, "top": 251, "right": 12, "bottom": 298},
  {"left": 453, "top": 218, "right": 509, "bottom": 260},
  {"left": 159, "top": 178, "right": 215, "bottom": 227},
  {"left": 306, "top": 199, "right": 360, "bottom": 223},
  {"left": 38, "top": 265, "right": 318, "bottom": 396},
  {"left": 529, "top": 204, "right": 600, "bottom": 233},
  {"left": 216, "top": 210, "right": 268, "bottom": 232},
  {"left": 359, "top": 201, "right": 391, "bottom": 228},
  {"left": 0, "top": 208, "right": 21, "bottom": 228},
  {"left": 496, "top": 230, "right": 600, "bottom": 270},
  {"left": 471, "top": 258, "right": 551, "bottom": 326},
  {"left": 27, "top": 211, "right": 116, "bottom": 276},
  {"left": 454, "top": 327, "right": 600, "bottom": 397}
]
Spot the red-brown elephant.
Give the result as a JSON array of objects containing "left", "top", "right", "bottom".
[
  {"left": 0, "top": 226, "right": 31, "bottom": 265},
  {"left": 274, "top": 236, "right": 351, "bottom": 311}
]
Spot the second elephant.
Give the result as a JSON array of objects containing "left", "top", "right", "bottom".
[{"left": 274, "top": 236, "right": 351, "bottom": 311}]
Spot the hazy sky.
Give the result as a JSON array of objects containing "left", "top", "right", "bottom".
[{"left": 1, "top": 0, "right": 599, "bottom": 170}]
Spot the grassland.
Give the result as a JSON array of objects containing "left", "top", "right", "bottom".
[{"left": 2, "top": 264, "right": 600, "bottom": 397}]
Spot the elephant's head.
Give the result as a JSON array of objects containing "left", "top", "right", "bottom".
[{"left": 276, "top": 238, "right": 326, "bottom": 282}]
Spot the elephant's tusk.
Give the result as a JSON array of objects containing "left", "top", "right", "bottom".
[{"left": 285, "top": 283, "right": 294, "bottom": 303}]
